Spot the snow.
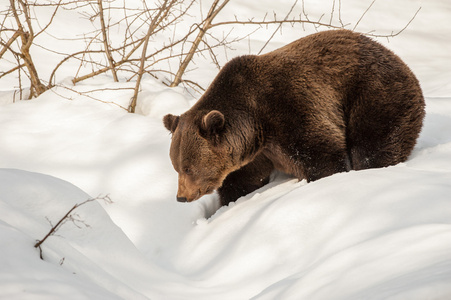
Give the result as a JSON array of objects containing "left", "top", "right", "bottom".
[{"left": 1, "top": 0, "right": 451, "bottom": 299}]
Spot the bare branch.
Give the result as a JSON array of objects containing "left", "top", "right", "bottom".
[
  {"left": 353, "top": 0, "right": 376, "bottom": 31},
  {"left": 0, "top": 31, "right": 20, "bottom": 59},
  {"left": 258, "top": 0, "right": 298, "bottom": 55},
  {"left": 49, "top": 49, "right": 105, "bottom": 85},
  {"left": 51, "top": 85, "right": 130, "bottom": 111},
  {"left": 364, "top": 6, "right": 422, "bottom": 39},
  {"left": 129, "top": 0, "right": 178, "bottom": 112},
  {"left": 211, "top": 18, "right": 343, "bottom": 30},
  {"left": 170, "top": 0, "right": 230, "bottom": 87},
  {"left": 0, "top": 64, "right": 24, "bottom": 80},
  {"left": 34, "top": 195, "right": 112, "bottom": 260},
  {"left": 8, "top": 0, "right": 48, "bottom": 98},
  {"left": 34, "top": 0, "right": 63, "bottom": 38},
  {"left": 97, "top": 0, "right": 118, "bottom": 81}
]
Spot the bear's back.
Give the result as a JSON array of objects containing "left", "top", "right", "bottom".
[{"left": 257, "top": 30, "right": 424, "bottom": 172}]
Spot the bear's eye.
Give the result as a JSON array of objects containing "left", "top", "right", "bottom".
[{"left": 183, "top": 167, "right": 192, "bottom": 175}]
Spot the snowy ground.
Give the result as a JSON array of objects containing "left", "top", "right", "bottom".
[{"left": 1, "top": 0, "right": 451, "bottom": 299}]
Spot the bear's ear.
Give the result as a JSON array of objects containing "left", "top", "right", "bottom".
[
  {"left": 200, "top": 110, "right": 225, "bottom": 143},
  {"left": 163, "top": 114, "right": 180, "bottom": 133}
]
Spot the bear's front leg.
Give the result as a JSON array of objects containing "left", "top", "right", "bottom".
[{"left": 217, "top": 154, "right": 274, "bottom": 206}]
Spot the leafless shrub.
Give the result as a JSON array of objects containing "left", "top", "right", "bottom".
[
  {"left": 0, "top": 0, "right": 421, "bottom": 110},
  {"left": 1, "top": 0, "right": 62, "bottom": 98}
]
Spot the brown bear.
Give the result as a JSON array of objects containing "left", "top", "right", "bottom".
[{"left": 163, "top": 29, "right": 425, "bottom": 206}]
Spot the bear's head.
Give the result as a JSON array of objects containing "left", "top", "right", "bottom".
[{"left": 163, "top": 110, "right": 240, "bottom": 202}]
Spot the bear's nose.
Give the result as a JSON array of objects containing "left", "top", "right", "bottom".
[{"left": 177, "top": 196, "right": 187, "bottom": 202}]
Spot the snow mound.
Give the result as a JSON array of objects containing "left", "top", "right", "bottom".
[{"left": 0, "top": 169, "right": 172, "bottom": 299}]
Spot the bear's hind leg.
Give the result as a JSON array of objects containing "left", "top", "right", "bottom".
[
  {"left": 217, "top": 154, "right": 274, "bottom": 206},
  {"left": 347, "top": 104, "right": 424, "bottom": 170}
]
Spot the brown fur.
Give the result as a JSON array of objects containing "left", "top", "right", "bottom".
[{"left": 163, "top": 30, "right": 425, "bottom": 206}]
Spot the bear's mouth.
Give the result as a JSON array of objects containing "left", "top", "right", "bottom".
[
  {"left": 191, "top": 186, "right": 214, "bottom": 201},
  {"left": 179, "top": 185, "right": 216, "bottom": 203},
  {"left": 204, "top": 186, "right": 214, "bottom": 194}
]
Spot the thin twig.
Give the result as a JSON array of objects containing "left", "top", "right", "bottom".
[
  {"left": 97, "top": 0, "right": 118, "bottom": 81},
  {"left": 129, "top": 0, "right": 177, "bottom": 112},
  {"left": 51, "top": 85, "right": 129, "bottom": 111},
  {"left": 353, "top": 0, "right": 376, "bottom": 31},
  {"left": 258, "top": 0, "right": 298, "bottom": 55},
  {"left": 34, "top": 195, "right": 112, "bottom": 260},
  {"left": 170, "top": 0, "right": 229, "bottom": 87},
  {"left": 364, "top": 6, "right": 421, "bottom": 38}
]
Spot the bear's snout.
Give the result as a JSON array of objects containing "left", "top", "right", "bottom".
[
  {"left": 176, "top": 188, "right": 201, "bottom": 203},
  {"left": 177, "top": 196, "right": 187, "bottom": 202},
  {"left": 176, "top": 175, "right": 202, "bottom": 202}
]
